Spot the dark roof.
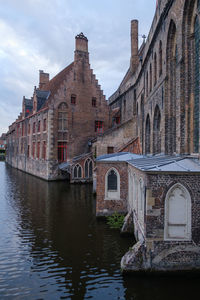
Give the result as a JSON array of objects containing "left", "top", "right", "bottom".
[
  {"left": 36, "top": 90, "right": 50, "bottom": 111},
  {"left": 24, "top": 98, "right": 33, "bottom": 107}
]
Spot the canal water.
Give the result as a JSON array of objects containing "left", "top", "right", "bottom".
[{"left": 0, "top": 162, "right": 199, "bottom": 299}]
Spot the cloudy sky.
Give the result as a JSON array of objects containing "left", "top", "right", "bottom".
[{"left": 0, "top": 0, "right": 155, "bottom": 135}]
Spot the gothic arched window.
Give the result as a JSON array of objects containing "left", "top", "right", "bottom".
[
  {"left": 85, "top": 159, "right": 93, "bottom": 178},
  {"left": 194, "top": 16, "right": 200, "bottom": 153},
  {"left": 145, "top": 114, "right": 151, "bottom": 154},
  {"left": 159, "top": 40, "right": 162, "bottom": 76},
  {"left": 153, "top": 105, "right": 161, "bottom": 154},
  {"left": 105, "top": 168, "right": 120, "bottom": 200},
  {"left": 73, "top": 164, "right": 82, "bottom": 179},
  {"left": 164, "top": 184, "right": 191, "bottom": 241},
  {"left": 154, "top": 52, "right": 157, "bottom": 85}
]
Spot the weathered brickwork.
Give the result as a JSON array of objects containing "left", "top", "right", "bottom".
[
  {"left": 108, "top": 0, "right": 200, "bottom": 156},
  {"left": 96, "top": 161, "right": 128, "bottom": 216},
  {"left": 6, "top": 33, "right": 110, "bottom": 180}
]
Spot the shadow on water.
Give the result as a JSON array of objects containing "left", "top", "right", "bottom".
[{"left": 0, "top": 162, "right": 199, "bottom": 300}]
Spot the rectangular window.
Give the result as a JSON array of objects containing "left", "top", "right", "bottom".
[
  {"left": 43, "top": 119, "right": 46, "bottom": 131},
  {"left": 71, "top": 94, "right": 76, "bottom": 105},
  {"left": 37, "top": 142, "right": 40, "bottom": 159},
  {"left": 95, "top": 121, "right": 104, "bottom": 133},
  {"left": 42, "top": 141, "right": 46, "bottom": 160},
  {"left": 22, "top": 123, "right": 25, "bottom": 136},
  {"left": 32, "top": 142, "right": 35, "bottom": 158},
  {"left": 58, "top": 112, "right": 67, "bottom": 131},
  {"left": 17, "top": 124, "right": 20, "bottom": 137},
  {"left": 115, "top": 117, "right": 120, "bottom": 124},
  {"left": 107, "top": 147, "right": 114, "bottom": 154},
  {"left": 58, "top": 142, "right": 67, "bottom": 162},
  {"left": 92, "top": 97, "right": 96, "bottom": 107}
]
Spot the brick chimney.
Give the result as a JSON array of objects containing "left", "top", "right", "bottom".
[
  {"left": 74, "top": 32, "right": 89, "bottom": 62},
  {"left": 130, "top": 20, "right": 139, "bottom": 74},
  {"left": 39, "top": 70, "right": 49, "bottom": 90}
]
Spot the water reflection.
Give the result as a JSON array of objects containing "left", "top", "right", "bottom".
[
  {"left": 0, "top": 162, "right": 199, "bottom": 300},
  {"left": 0, "top": 163, "right": 132, "bottom": 299}
]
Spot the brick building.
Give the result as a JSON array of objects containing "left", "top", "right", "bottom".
[
  {"left": 95, "top": 0, "right": 200, "bottom": 272},
  {"left": 6, "top": 33, "right": 110, "bottom": 180}
]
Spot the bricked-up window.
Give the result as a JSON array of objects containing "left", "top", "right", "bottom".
[
  {"left": 33, "top": 122, "right": 36, "bottom": 134},
  {"left": 38, "top": 121, "right": 40, "bottom": 132},
  {"left": 37, "top": 142, "right": 40, "bottom": 159},
  {"left": 92, "top": 97, "right": 96, "bottom": 107},
  {"left": 58, "top": 112, "right": 67, "bottom": 131},
  {"left": 84, "top": 159, "right": 93, "bottom": 178},
  {"left": 42, "top": 141, "right": 46, "bottom": 160},
  {"left": 194, "top": 16, "right": 200, "bottom": 153},
  {"left": 164, "top": 184, "right": 191, "bottom": 241},
  {"left": 159, "top": 41, "right": 162, "bottom": 76},
  {"left": 58, "top": 142, "right": 67, "bottom": 162},
  {"left": 145, "top": 114, "right": 151, "bottom": 154},
  {"left": 107, "top": 147, "right": 114, "bottom": 154},
  {"left": 150, "top": 63, "right": 152, "bottom": 92},
  {"left": 95, "top": 121, "right": 104, "bottom": 133},
  {"left": 108, "top": 170, "right": 117, "bottom": 191},
  {"left": 32, "top": 142, "right": 35, "bottom": 158},
  {"left": 73, "top": 164, "right": 82, "bottom": 179},
  {"left": 71, "top": 94, "right": 76, "bottom": 105},
  {"left": 146, "top": 71, "right": 149, "bottom": 97},
  {"left": 43, "top": 119, "right": 46, "bottom": 131},
  {"left": 154, "top": 52, "right": 157, "bottom": 86}
]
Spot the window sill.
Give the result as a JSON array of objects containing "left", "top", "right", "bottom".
[{"left": 104, "top": 197, "right": 122, "bottom": 201}]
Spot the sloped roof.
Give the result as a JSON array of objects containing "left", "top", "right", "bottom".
[
  {"left": 128, "top": 155, "right": 200, "bottom": 173},
  {"left": 44, "top": 62, "right": 74, "bottom": 98},
  {"left": 96, "top": 152, "right": 144, "bottom": 162}
]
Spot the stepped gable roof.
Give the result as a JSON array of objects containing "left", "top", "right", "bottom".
[{"left": 44, "top": 62, "right": 74, "bottom": 100}]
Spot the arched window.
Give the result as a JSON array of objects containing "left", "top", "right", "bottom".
[
  {"left": 105, "top": 168, "right": 120, "bottom": 200},
  {"left": 153, "top": 105, "right": 161, "bottom": 154},
  {"left": 145, "top": 114, "right": 151, "bottom": 154},
  {"left": 194, "top": 16, "right": 200, "bottom": 153},
  {"left": 159, "top": 41, "right": 162, "bottom": 76},
  {"left": 164, "top": 184, "right": 191, "bottom": 241},
  {"left": 154, "top": 52, "right": 157, "bottom": 85},
  {"left": 146, "top": 71, "right": 149, "bottom": 97},
  {"left": 150, "top": 64, "right": 152, "bottom": 92},
  {"left": 140, "top": 96, "right": 144, "bottom": 152},
  {"left": 166, "top": 20, "right": 177, "bottom": 154},
  {"left": 73, "top": 164, "right": 82, "bottom": 179},
  {"left": 85, "top": 158, "right": 93, "bottom": 178}
]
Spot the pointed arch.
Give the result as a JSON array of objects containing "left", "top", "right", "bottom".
[
  {"left": 159, "top": 40, "right": 162, "bottom": 77},
  {"left": 145, "top": 114, "right": 151, "bottom": 154},
  {"left": 153, "top": 105, "right": 161, "bottom": 154},
  {"left": 73, "top": 164, "right": 82, "bottom": 179},
  {"left": 164, "top": 183, "right": 191, "bottom": 241},
  {"left": 105, "top": 168, "right": 120, "bottom": 200},
  {"left": 154, "top": 52, "right": 157, "bottom": 85},
  {"left": 84, "top": 158, "right": 93, "bottom": 178},
  {"left": 166, "top": 19, "right": 177, "bottom": 154}
]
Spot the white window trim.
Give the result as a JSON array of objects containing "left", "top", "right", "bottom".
[{"left": 105, "top": 167, "right": 120, "bottom": 200}]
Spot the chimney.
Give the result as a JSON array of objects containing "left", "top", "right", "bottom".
[
  {"left": 130, "top": 20, "right": 139, "bottom": 74},
  {"left": 39, "top": 70, "right": 49, "bottom": 90},
  {"left": 74, "top": 32, "right": 89, "bottom": 62}
]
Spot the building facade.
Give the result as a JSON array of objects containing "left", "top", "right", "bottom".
[
  {"left": 6, "top": 33, "right": 110, "bottom": 180},
  {"left": 95, "top": 0, "right": 200, "bottom": 273}
]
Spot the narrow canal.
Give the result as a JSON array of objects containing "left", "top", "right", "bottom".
[{"left": 0, "top": 162, "right": 199, "bottom": 300}]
